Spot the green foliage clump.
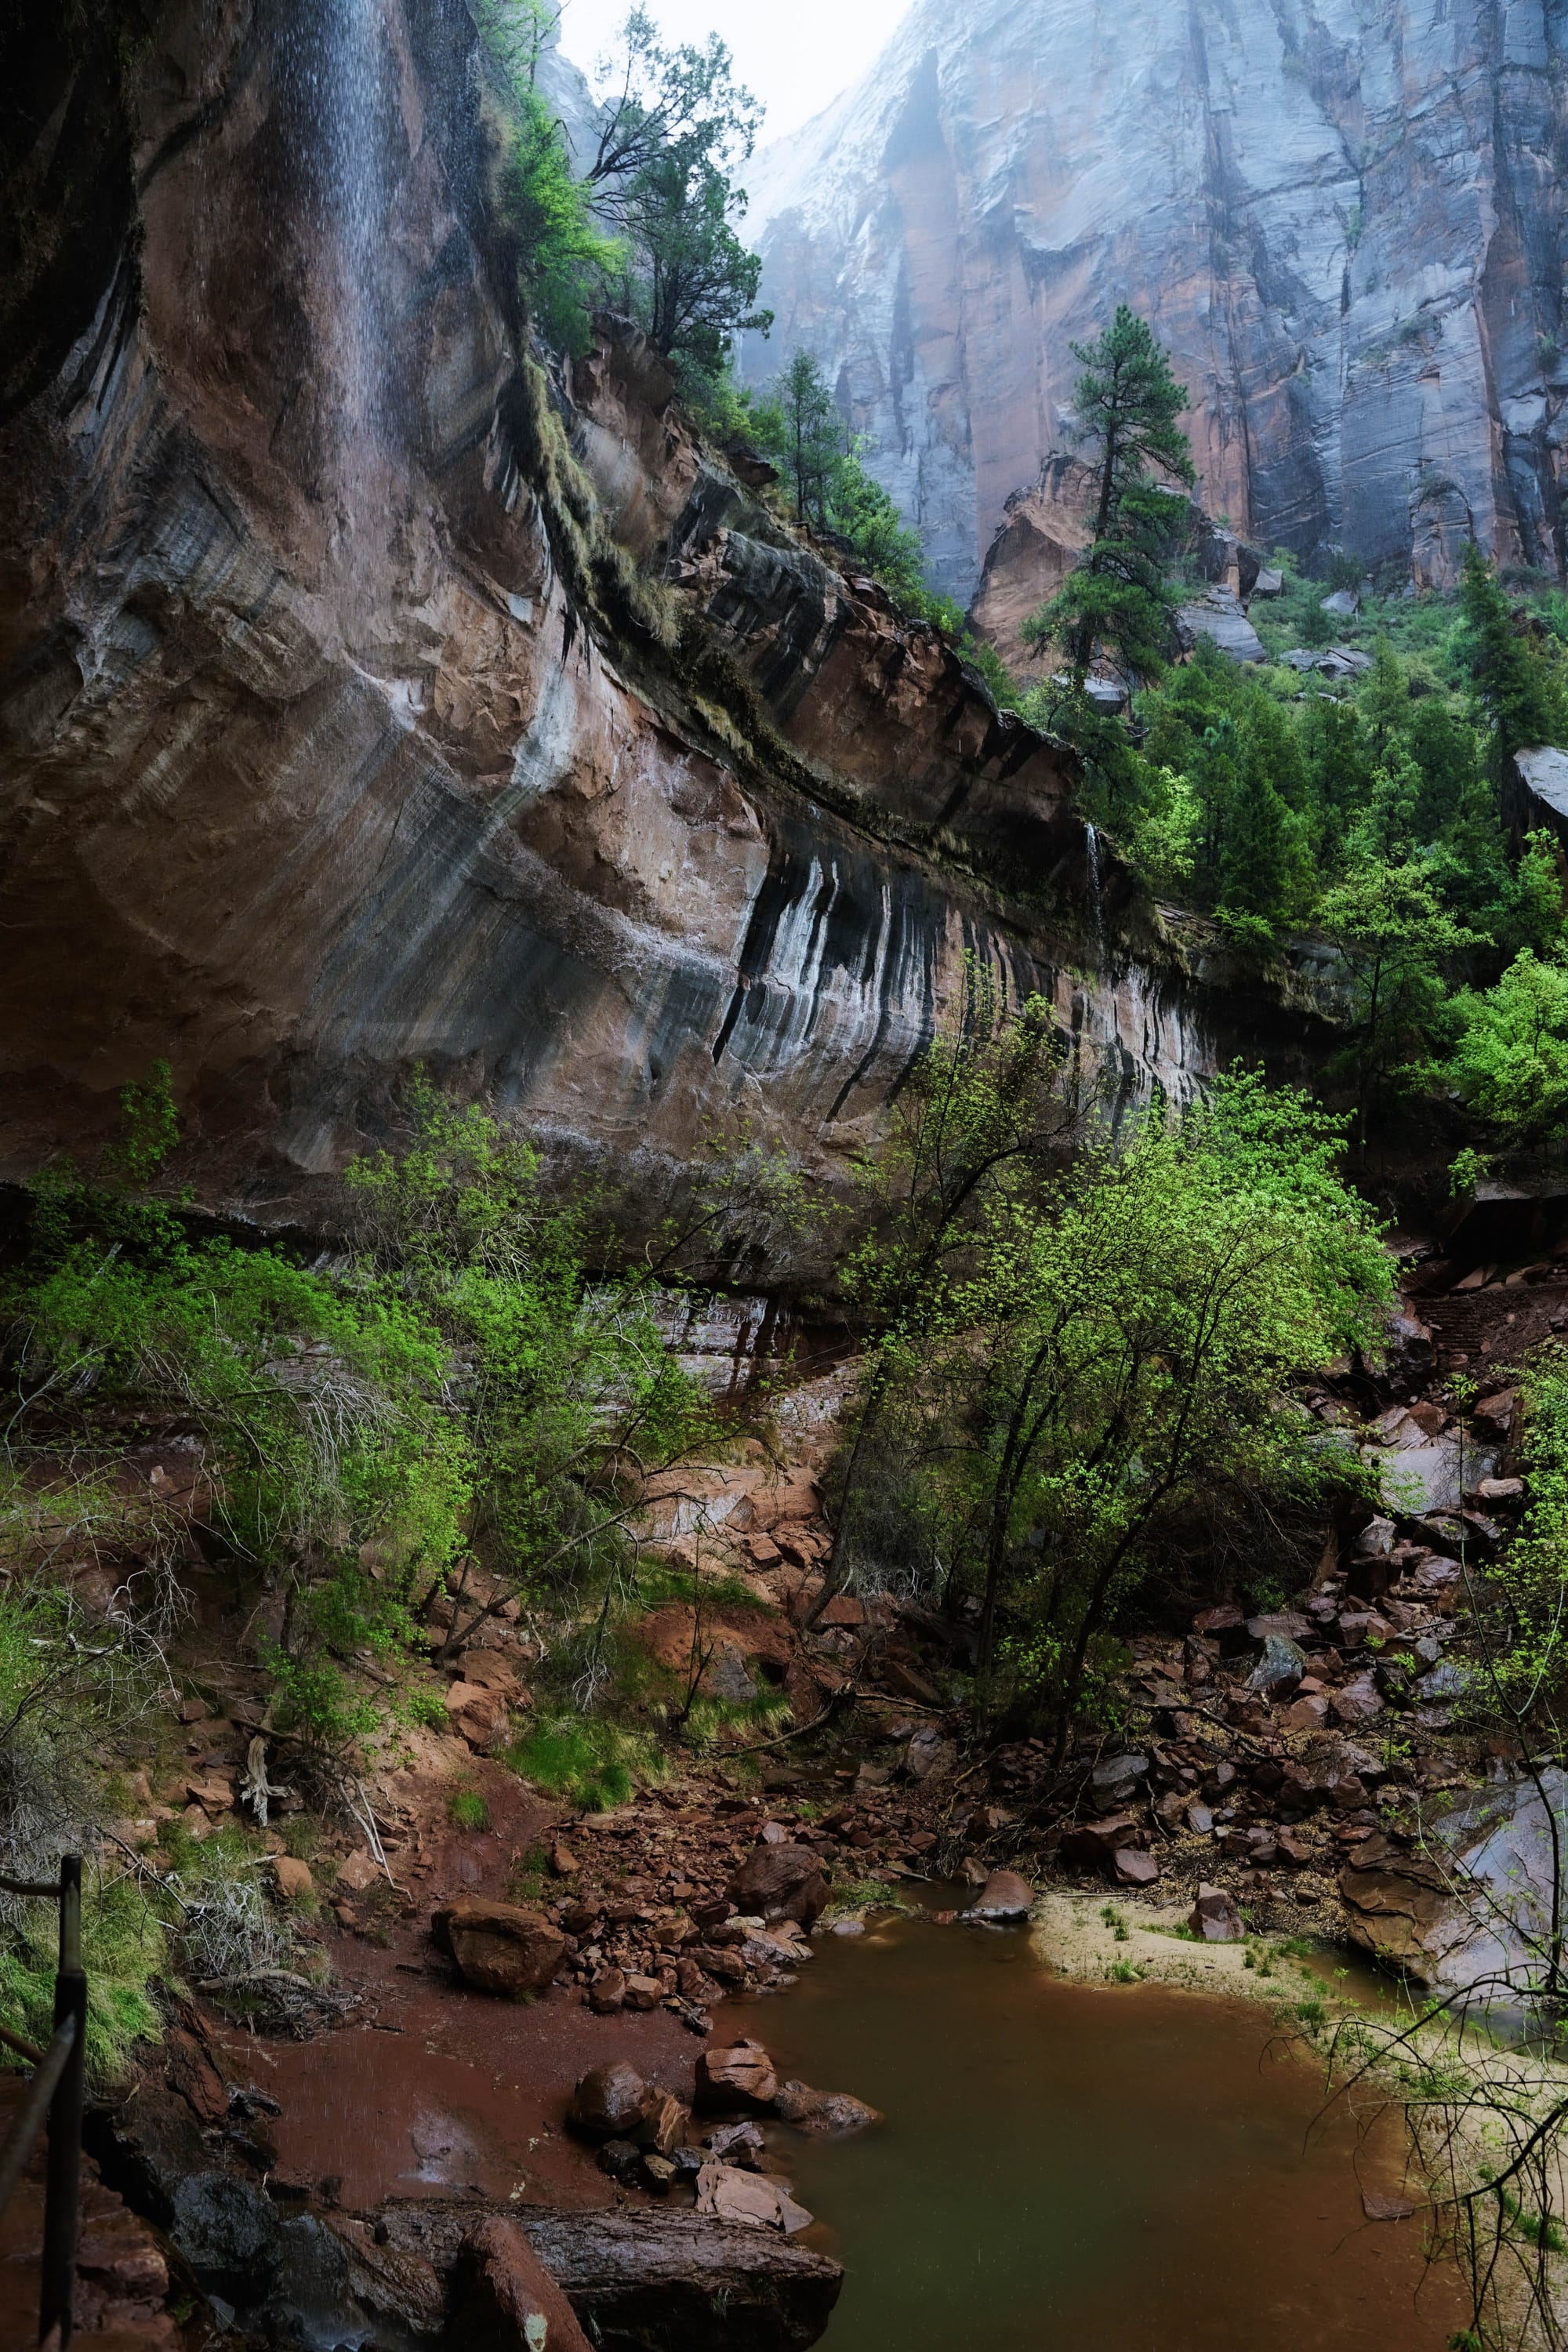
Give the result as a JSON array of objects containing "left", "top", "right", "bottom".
[
  {"left": 448, "top": 1787, "right": 492, "bottom": 1832},
  {"left": 503, "top": 1714, "right": 660, "bottom": 1811},
  {"left": 0, "top": 1874, "right": 163, "bottom": 2087},
  {"left": 739, "top": 350, "right": 985, "bottom": 652},
  {"left": 1445, "top": 942, "right": 1568, "bottom": 1160},
  {"left": 481, "top": 2, "right": 771, "bottom": 377}
]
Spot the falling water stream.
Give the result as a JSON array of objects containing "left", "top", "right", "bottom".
[{"left": 1084, "top": 821, "right": 1106, "bottom": 963}]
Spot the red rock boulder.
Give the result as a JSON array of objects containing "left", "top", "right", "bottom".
[
  {"left": 726, "top": 1843, "right": 829, "bottom": 1927},
  {"left": 432, "top": 1901, "right": 564, "bottom": 1997},
  {"left": 695, "top": 2038, "right": 779, "bottom": 2114}
]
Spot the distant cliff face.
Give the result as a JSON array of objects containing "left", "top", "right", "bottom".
[{"left": 745, "top": 0, "right": 1568, "bottom": 608}]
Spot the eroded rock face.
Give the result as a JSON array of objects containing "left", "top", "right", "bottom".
[
  {"left": 0, "top": 2, "right": 1328, "bottom": 1236},
  {"left": 746, "top": 0, "right": 1568, "bottom": 604},
  {"left": 1341, "top": 1772, "right": 1568, "bottom": 1998}
]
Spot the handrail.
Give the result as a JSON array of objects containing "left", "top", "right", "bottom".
[
  {"left": 0, "top": 2019, "right": 46, "bottom": 2067},
  {"left": 0, "top": 2015, "right": 78, "bottom": 2217},
  {"left": 0, "top": 1856, "right": 86, "bottom": 2347}
]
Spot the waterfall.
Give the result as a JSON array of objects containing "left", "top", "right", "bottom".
[{"left": 274, "top": 0, "right": 397, "bottom": 628}]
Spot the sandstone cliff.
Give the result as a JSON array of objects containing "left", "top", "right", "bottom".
[
  {"left": 0, "top": 0, "right": 1327, "bottom": 1239},
  {"left": 745, "top": 0, "right": 1568, "bottom": 610}
]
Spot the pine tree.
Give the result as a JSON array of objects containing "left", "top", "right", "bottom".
[
  {"left": 774, "top": 351, "right": 844, "bottom": 530},
  {"left": 1220, "top": 758, "right": 1292, "bottom": 925},
  {"left": 1021, "top": 307, "right": 1196, "bottom": 690},
  {"left": 1458, "top": 541, "right": 1562, "bottom": 767}
]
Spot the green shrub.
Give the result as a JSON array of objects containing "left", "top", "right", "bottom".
[{"left": 448, "top": 1788, "right": 491, "bottom": 1832}]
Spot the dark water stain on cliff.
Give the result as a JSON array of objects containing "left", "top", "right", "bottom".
[{"left": 746, "top": 1915, "right": 1466, "bottom": 2352}]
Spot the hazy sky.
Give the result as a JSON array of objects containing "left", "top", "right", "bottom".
[{"left": 557, "top": 0, "right": 912, "bottom": 143}]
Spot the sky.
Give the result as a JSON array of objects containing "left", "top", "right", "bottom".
[{"left": 556, "top": 0, "right": 912, "bottom": 144}]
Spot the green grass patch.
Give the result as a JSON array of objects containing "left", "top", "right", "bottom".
[
  {"left": 0, "top": 1873, "right": 164, "bottom": 2087},
  {"left": 448, "top": 1788, "right": 491, "bottom": 1832},
  {"left": 502, "top": 1715, "right": 662, "bottom": 1812}
]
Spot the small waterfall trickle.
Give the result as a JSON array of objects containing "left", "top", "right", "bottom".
[
  {"left": 274, "top": 0, "right": 400, "bottom": 637},
  {"left": 1083, "top": 822, "right": 1105, "bottom": 965}
]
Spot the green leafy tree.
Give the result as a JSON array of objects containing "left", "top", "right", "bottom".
[
  {"left": 1318, "top": 862, "right": 1484, "bottom": 1148},
  {"left": 1021, "top": 307, "right": 1196, "bottom": 691},
  {"left": 886, "top": 1075, "right": 1388, "bottom": 1735},
  {"left": 478, "top": 0, "right": 620, "bottom": 354},
  {"left": 587, "top": 10, "right": 771, "bottom": 375},
  {"left": 342, "top": 1077, "right": 720, "bottom": 1662},
  {"left": 815, "top": 974, "right": 1070, "bottom": 1628},
  {"left": 503, "top": 89, "right": 622, "bottom": 354},
  {"left": 1447, "top": 949, "right": 1568, "bottom": 1157},
  {"left": 619, "top": 149, "right": 771, "bottom": 368},
  {"left": 585, "top": 7, "right": 762, "bottom": 198},
  {"left": 1219, "top": 756, "right": 1295, "bottom": 928}
]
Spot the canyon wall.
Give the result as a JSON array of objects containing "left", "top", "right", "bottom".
[
  {"left": 744, "top": 0, "right": 1568, "bottom": 610},
  {"left": 0, "top": 0, "right": 1326, "bottom": 1242}
]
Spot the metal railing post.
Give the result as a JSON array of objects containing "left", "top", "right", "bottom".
[{"left": 38, "top": 1856, "right": 85, "bottom": 2350}]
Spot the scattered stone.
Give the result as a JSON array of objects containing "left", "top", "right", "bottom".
[
  {"left": 444, "top": 1680, "right": 510, "bottom": 1750},
  {"left": 432, "top": 1902, "right": 565, "bottom": 1998},
  {"left": 1362, "top": 2189, "right": 1417, "bottom": 2223},
  {"left": 598, "top": 2139, "right": 644, "bottom": 2186},
  {"left": 1189, "top": 1883, "right": 1246, "bottom": 1943},
  {"left": 623, "top": 1973, "right": 664, "bottom": 2010},
  {"left": 1330, "top": 1676, "right": 1385, "bottom": 1726},
  {"left": 1184, "top": 1800, "right": 1214, "bottom": 1837},
  {"left": 726, "top": 1845, "right": 829, "bottom": 1928},
  {"left": 1192, "top": 1605, "right": 1249, "bottom": 1653},
  {"left": 695, "top": 2039, "right": 779, "bottom": 2114},
  {"left": 1279, "top": 1694, "right": 1329, "bottom": 1735},
  {"left": 904, "top": 1729, "right": 960, "bottom": 1783},
  {"left": 707, "top": 2120, "right": 766, "bottom": 2165},
  {"left": 637, "top": 2092, "right": 691, "bottom": 2155},
  {"left": 695, "top": 2163, "right": 814, "bottom": 2236},
  {"left": 1059, "top": 1814, "right": 1141, "bottom": 1874},
  {"left": 271, "top": 1856, "right": 313, "bottom": 1903},
  {"left": 968, "top": 1868, "right": 1034, "bottom": 1921},
  {"left": 1247, "top": 1634, "right": 1307, "bottom": 1698},
  {"left": 549, "top": 1840, "right": 579, "bottom": 1877},
  {"left": 568, "top": 2062, "right": 648, "bottom": 2141},
  {"left": 773, "top": 2082, "right": 884, "bottom": 2137},
  {"left": 1091, "top": 1754, "right": 1149, "bottom": 1810},
  {"left": 1113, "top": 1849, "right": 1160, "bottom": 1888},
  {"left": 589, "top": 1968, "right": 626, "bottom": 2014}
]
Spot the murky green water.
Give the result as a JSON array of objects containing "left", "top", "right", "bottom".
[{"left": 747, "top": 1911, "right": 1464, "bottom": 2352}]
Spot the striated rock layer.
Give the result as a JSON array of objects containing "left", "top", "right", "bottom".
[
  {"left": 0, "top": 0, "right": 1328, "bottom": 1239},
  {"left": 745, "top": 0, "right": 1568, "bottom": 608}
]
